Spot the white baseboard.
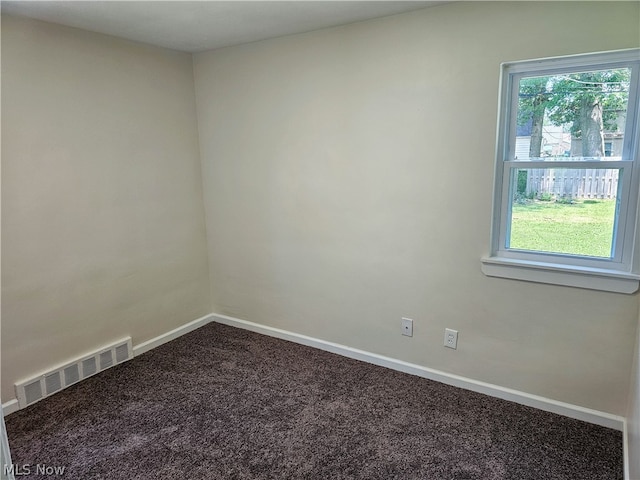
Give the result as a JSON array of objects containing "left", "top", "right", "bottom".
[
  {"left": 3, "top": 313, "right": 215, "bottom": 417},
  {"left": 4, "top": 311, "right": 625, "bottom": 433},
  {"left": 2, "top": 400, "right": 19, "bottom": 417},
  {"left": 211, "top": 313, "right": 625, "bottom": 431},
  {"left": 132, "top": 313, "right": 215, "bottom": 357}
]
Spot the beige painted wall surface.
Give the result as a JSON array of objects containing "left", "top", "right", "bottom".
[
  {"left": 1, "top": 16, "right": 211, "bottom": 400},
  {"left": 628, "top": 309, "right": 640, "bottom": 478},
  {"left": 194, "top": 1, "right": 640, "bottom": 415}
]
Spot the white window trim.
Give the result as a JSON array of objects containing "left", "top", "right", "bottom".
[{"left": 482, "top": 49, "right": 640, "bottom": 294}]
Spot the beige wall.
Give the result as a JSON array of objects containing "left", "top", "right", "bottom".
[
  {"left": 628, "top": 310, "right": 640, "bottom": 478},
  {"left": 1, "top": 16, "right": 211, "bottom": 400},
  {"left": 193, "top": 1, "right": 640, "bottom": 415}
]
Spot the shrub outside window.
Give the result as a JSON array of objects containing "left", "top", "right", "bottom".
[{"left": 482, "top": 49, "right": 640, "bottom": 293}]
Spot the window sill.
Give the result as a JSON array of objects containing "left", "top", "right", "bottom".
[{"left": 481, "top": 256, "right": 640, "bottom": 294}]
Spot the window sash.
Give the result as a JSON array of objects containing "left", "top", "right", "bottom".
[
  {"left": 501, "top": 56, "right": 640, "bottom": 164},
  {"left": 496, "top": 162, "right": 632, "bottom": 270}
]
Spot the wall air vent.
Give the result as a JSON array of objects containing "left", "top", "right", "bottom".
[
  {"left": 82, "top": 357, "right": 97, "bottom": 377},
  {"left": 64, "top": 364, "right": 80, "bottom": 386},
  {"left": 23, "top": 380, "right": 43, "bottom": 406},
  {"left": 15, "top": 338, "right": 132, "bottom": 409},
  {"left": 44, "top": 372, "right": 62, "bottom": 395}
]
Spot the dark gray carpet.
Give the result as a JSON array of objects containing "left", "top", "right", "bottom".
[{"left": 5, "top": 322, "right": 622, "bottom": 479}]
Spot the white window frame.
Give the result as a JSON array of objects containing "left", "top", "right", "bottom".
[{"left": 482, "top": 49, "right": 640, "bottom": 294}]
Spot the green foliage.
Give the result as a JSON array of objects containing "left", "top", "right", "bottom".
[
  {"left": 510, "top": 199, "right": 616, "bottom": 258},
  {"left": 517, "top": 68, "right": 630, "bottom": 138},
  {"left": 538, "top": 193, "right": 553, "bottom": 202},
  {"left": 517, "top": 77, "right": 550, "bottom": 127},
  {"left": 546, "top": 69, "right": 630, "bottom": 139},
  {"left": 516, "top": 170, "right": 528, "bottom": 195}
]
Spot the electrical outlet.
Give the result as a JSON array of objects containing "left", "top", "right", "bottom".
[
  {"left": 401, "top": 317, "right": 413, "bottom": 337},
  {"left": 444, "top": 328, "right": 458, "bottom": 349}
]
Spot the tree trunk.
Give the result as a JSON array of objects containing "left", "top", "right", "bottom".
[
  {"left": 529, "top": 102, "right": 545, "bottom": 158},
  {"left": 581, "top": 95, "right": 604, "bottom": 157}
]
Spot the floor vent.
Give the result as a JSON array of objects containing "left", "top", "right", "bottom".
[{"left": 15, "top": 338, "right": 132, "bottom": 409}]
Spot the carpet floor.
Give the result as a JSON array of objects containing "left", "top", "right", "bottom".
[{"left": 5, "top": 322, "right": 623, "bottom": 479}]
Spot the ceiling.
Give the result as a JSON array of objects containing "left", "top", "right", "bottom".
[{"left": 1, "top": 1, "right": 447, "bottom": 53}]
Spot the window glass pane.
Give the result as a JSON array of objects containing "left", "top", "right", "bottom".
[
  {"left": 508, "top": 168, "right": 619, "bottom": 258},
  {"left": 515, "top": 68, "right": 631, "bottom": 161}
]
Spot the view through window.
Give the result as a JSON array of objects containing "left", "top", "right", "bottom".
[{"left": 508, "top": 67, "right": 630, "bottom": 258}]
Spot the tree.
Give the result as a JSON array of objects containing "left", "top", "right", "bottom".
[
  {"left": 517, "top": 68, "right": 630, "bottom": 158},
  {"left": 518, "top": 77, "right": 550, "bottom": 158}
]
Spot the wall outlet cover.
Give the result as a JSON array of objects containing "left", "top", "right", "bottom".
[
  {"left": 444, "top": 328, "right": 458, "bottom": 349},
  {"left": 401, "top": 317, "right": 413, "bottom": 337}
]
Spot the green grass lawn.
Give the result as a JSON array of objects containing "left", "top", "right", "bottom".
[{"left": 509, "top": 199, "right": 616, "bottom": 258}]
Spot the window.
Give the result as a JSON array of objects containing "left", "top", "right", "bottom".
[
  {"left": 482, "top": 49, "right": 640, "bottom": 293},
  {"left": 604, "top": 142, "right": 613, "bottom": 157}
]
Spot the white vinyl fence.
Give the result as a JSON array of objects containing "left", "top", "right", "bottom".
[{"left": 524, "top": 168, "right": 619, "bottom": 199}]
